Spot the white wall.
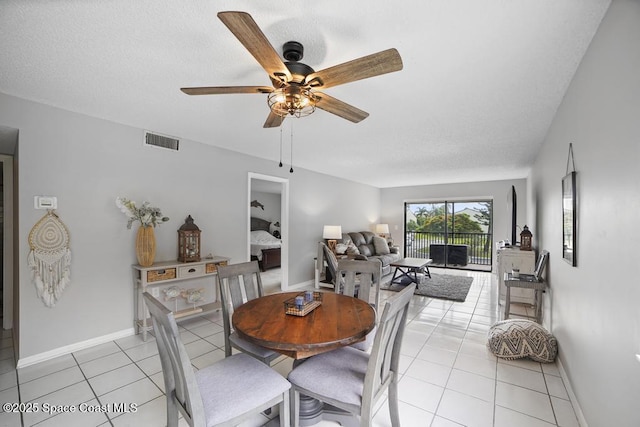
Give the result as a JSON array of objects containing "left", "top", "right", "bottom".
[
  {"left": 380, "top": 178, "right": 528, "bottom": 257},
  {"left": 528, "top": 1, "right": 640, "bottom": 425},
  {"left": 0, "top": 92, "right": 381, "bottom": 360}
]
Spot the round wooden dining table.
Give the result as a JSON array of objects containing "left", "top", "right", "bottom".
[{"left": 232, "top": 291, "right": 376, "bottom": 359}]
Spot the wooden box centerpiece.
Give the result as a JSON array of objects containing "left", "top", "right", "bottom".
[{"left": 284, "top": 291, "right": 323, "bottom": 316}]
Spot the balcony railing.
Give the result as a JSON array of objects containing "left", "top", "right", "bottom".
[{"left": 404, "top": 231, "right": 493, "bottom": 266}]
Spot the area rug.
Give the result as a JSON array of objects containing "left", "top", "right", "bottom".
[{"left": 381, "top": 274, "right": 474, "bottom": 302}]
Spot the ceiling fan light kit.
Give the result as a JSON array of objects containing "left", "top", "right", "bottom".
[
  {"left": 267, "top": 85, "right": 317, "bottom": 118},
  {"left": 180, "top": 11, "right": 403, "bottom": 128}
]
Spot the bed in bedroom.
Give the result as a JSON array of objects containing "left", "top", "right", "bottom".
[{"left": 250, "top": 217, "right": 281, "bottom": 271}]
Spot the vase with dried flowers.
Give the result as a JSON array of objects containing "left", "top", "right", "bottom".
[{"left": 116, "top": 197, "right": 169, "bottom": 266}]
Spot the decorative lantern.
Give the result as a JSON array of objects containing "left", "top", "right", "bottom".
[
  {"left": 520, "top": 225, "right": 533, "bottom": 251},
  {"left": 178, "top": 215, "right": 201, "bottom": 262}
]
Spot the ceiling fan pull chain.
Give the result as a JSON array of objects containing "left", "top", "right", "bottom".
[
  {"left": 289, "top": 120, "right": 294, "bottom": 173},
  {"left": 278, "top": 116, "right": 284, "bottom": 167}
]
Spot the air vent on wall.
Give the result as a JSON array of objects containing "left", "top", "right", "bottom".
[{"left": 144, "top": 131, "right": 180, "bottom": 151}]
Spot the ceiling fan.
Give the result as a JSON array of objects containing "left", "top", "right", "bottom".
[{"left": 181, "top": 11, "right": 403, "bottom": 128}]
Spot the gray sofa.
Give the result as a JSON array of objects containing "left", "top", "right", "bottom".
[{"left": 338, "top": 231, "right": 401, "bottom": 276}]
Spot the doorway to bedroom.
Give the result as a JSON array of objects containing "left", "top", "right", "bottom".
[{"left": 248, "top": 173, "right": 289, "bottom": 292}]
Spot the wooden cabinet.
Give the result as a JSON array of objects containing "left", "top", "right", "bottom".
[
  {"left": 132, "top": 257, "right": 229, "bottom": 341},
  {"left": 496, "top": 247, "right": 535, "bottom": 305}
]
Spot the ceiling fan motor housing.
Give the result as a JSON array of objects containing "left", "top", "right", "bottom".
[
  {"left": 283, "top": 41, "right": 304, "bottom": 61},
  {"left": 285, "top": 62, "right": 315, "bottom": 83}
]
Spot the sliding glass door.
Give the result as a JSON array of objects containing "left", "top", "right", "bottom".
[{"left": 405, "top": 200, "right": 493, "bottom": 270}]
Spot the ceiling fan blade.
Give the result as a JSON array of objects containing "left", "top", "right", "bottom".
[
  {"left": 315, "top": 92, "right": 369, "bottom": 123},
  {"left": 181, "top": 86, "right": 273, "bottom": 95},
  {"left": 218, "top": 11, "right": 292, "bottom": 83},
  {"left": 305, "top": 48, "right": 403, "bottom": 89},
  {"left": 263, "top": 111, "right": 285, "bottom": 128}
]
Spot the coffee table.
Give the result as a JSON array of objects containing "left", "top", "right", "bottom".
[{"left": 390, "top": 257, "right": 432, "bottom": 285}]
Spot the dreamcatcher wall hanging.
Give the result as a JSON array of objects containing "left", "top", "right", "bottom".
[{"left": 27, "top": 210, "right": 71, "bottom": 307}]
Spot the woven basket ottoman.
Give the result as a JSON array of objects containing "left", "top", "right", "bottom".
[{"left": 487, "top": 319, "right": 557, "bottom": 363}]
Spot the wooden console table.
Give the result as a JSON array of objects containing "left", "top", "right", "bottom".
[
  {"left": 496, "top": 247, "right": 535, "bottom": 305},
  {"left": 132, "top": 257, "right": 229, "bottom": 341}
]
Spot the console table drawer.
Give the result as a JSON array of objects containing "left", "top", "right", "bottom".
[
  {"left": 178, "top": 264, "right": 205, "bottom": 278},
  {"left": 147, "top": 268, "right": 177, "bottom": 283}
]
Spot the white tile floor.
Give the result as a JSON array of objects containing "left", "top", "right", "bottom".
[{"left": 0, "top": 269, "right": 580, "bottom": 427}]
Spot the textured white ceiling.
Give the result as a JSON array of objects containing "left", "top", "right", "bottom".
[{"left": 0, "top": 0, "right": 610, "bottom": 188}]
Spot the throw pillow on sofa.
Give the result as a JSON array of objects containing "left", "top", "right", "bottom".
[
  {"left": 335, "top": 243, "right": 348, "bottom": 254},
  {"left": 346, "top": 243, "right": 360, "bottom": 255},
  {"left": 358, "top": 245, "right": 373, "bottom": 256},
  {"left": 373, "top": 236, "right": 390, "bottom": 255}
]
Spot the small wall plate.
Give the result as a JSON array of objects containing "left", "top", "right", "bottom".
[{"left": 34, "top": 196, "right": 57, "bottom": 210}]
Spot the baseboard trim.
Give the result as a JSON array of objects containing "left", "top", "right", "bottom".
[
  {"left": 557, "top": 355, "right": 588, "bottom": 427},
  {"left": 16, "top": 328, "right": 136, "bottom": 369},
  {"left": 288, "top": 279, "right": 315, "bottom": 290}
]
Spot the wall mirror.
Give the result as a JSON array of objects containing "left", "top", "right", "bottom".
[{"left": 562, "top": 171, "right": 577, "bottom": 266}]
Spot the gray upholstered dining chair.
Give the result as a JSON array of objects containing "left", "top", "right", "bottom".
[
  {"left": 287, "top": 283, "right": 416, "bottom": 427},
  {"left": 335, "top": 258, "right": 382, "bottom": 310},
  {"left": 335, "top": 258, "right": 382, "bottom": 352},
  {"left": 216, "top": 261, "right": 280, "bottom": 365},
  {"left": 142, "top": 292, "right": 290, "bottom": 427},
  {"left": 318, "top": 241, "right": 340, "bottom": 288}
]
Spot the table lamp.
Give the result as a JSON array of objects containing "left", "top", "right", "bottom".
[
  {"left": 375, "top": 223, "right": 390, "bottom": 237},
  {"left": 323, "top": 225, "right": 342, "bottom": 253}
]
